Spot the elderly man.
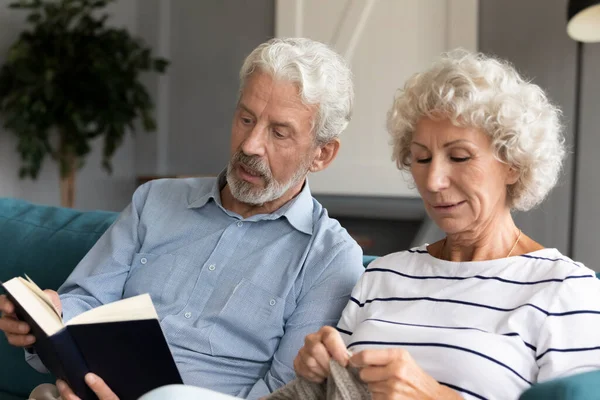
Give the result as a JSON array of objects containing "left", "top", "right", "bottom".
[{"left": 0, "top": 37, "right": 364, "bottom": 399}]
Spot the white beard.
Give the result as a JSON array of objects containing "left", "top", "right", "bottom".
[{"left": 226, "top": 155, "right": 310, "bottom": 206}]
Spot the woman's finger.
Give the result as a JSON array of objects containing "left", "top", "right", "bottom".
[{"left": 320, "top": 327, "right": 349, "bottom": 365}]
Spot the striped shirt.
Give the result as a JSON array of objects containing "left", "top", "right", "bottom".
[{"left": 337, "top": 244, "right": 600, "bottom": 400}]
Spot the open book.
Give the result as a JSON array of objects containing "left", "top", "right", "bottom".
[{"left": 1, "top": 276, "right": 183, "bottom": 400}]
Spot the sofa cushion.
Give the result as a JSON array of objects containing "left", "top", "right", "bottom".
[
  {"left": 0, "top": 198, "right": 117, "bottom": 399},
  {"left": 0, "top": 198, "right": 118, "bottom": 288},
  {"left": 0, "top": 391, "right": 27, "bottom": 400},
  {"left": 362, "top": 255, "right": 378, "bottom": 268},
  {"left": 519, "top": 370, "right": 600, "bottom": 400}
]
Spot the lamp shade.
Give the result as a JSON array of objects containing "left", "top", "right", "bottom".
[{"left": 567, "top": 0, "right": 600, "bottom": 42}]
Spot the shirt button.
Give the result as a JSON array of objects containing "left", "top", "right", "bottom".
[
  {"left": 269, "top": 299, "right": 276, "bottom": 306},
  {"left": 184, "top": 312, "right": 192, "bottom": 319},
  {"left": 140, "top": 257, "right": 147, "bottom": 265},
  {"left": 237, "top": 221, "right": 243, "bottom": 227},
  {"left": 208, "top": 264, "right": 216, "bottom": 271}
]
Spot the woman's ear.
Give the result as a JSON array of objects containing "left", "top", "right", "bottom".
[{"left": 506, "top": 166, "right": 520, "bottom": 185}]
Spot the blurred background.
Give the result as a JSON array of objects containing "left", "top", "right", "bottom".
[{"left": 0, "top": 0, "right": 599, "bottom": 268}]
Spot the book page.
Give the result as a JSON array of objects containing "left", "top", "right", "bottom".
[
  {"left": 67, "top": 294, "right": 158, "bottom": 326},
  {"left": 2, "top": 278, "right": 64, "bottom": 336},
  {"left": 22, "top": 275, "right": 62, "bottom": 319}
]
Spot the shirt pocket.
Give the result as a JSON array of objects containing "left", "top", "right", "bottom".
[
  {"left": 123, "top": 252, "right": 176, "bottom": 309},
  {"left": 208, "top": 278, "right": 285, "bottom": 361}
]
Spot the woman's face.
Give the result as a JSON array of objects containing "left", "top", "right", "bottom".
[{"left": 410, "top": 118, "right": 518, "bottom": 235}]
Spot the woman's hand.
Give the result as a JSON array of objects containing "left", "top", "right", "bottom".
[
  {"left": 293, "top": 326, "right": 350, "bottom": 383},
  {"left": 351, "top": 348, "right": 463, "bottom": 400}
]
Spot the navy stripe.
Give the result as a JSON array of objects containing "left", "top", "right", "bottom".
[
  {"left": 347, "top": 340, "right": 532, "bottom": 385},
  {"left": 408, "top": 249, "right": 429, "bottom": 254},
  {"left": 351, "top": 296, "right": 600, "bottom": 317},
  {"left": 336, "top": 327, "right": 352, "bottom": 336},
  {"left": 502, "top": 332, "right": 537, "bottom": 352},
  {"left": 548, "top": 309, "right": 600, "bottom": 316},
  {"left": 365, "top": 267, "right": 593, "bottom": 286},
  {"left": 439, "top": 382, "right": 488, "bottom": 400},
  {"left": 365, "top": 318, "right": 536, "bottom": 352},
  {"left": 564, "top": 275, "right": 596, "bottom": 281},
  {"left": 536, "top": 346, "right": 600, "bottom": 361},
  {"left": 519, "top": 254, "right": 582, "bottom": 267}
]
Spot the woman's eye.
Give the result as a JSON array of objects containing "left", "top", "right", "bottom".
[
  {"left": 415, "top": 158, "right": 431, "bottom": 164},
  {"left": 451, "top": 157, "right": 470, "bottom": 162}
]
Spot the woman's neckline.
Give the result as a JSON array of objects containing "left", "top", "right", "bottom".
[{"left": 421, "top": 243, "right": 558, "bottom": 265}]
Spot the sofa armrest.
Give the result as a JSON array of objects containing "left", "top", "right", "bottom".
[{"left": 519, "top": 370, "right": 600, "bottom": 400}]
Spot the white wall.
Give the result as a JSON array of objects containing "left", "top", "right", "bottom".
[
  {"left": 159, "top": 0, "right": 274, "bottom": 177},
  {"left": 276, "top": 0, "right": 478, "bottom": 197},
  {"left": 0, "top": 0, "right": 140, "bottom": 211}
]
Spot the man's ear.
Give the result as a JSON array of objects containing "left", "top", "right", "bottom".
[{"left": 309, "top": 139, "right": 340, "bottom": 173}]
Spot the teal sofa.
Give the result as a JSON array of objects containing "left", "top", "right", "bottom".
[
  {"left": 0, "top": 198, "right": 599, "bottom": 399},
  {"left": 0, "top": 198, "right": 118, "bottom": 400}
]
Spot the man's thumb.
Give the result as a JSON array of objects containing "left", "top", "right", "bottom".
[{"left": 43, "top": 290, "right": 62, "bottom": 316}]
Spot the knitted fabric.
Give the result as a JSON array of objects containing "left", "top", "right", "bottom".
[{"left": 266, "top": 360, "right": 370, "bottom": 400}]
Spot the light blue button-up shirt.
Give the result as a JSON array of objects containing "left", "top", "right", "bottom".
[{"left": 28, "top": 173, "right": 364, "bottom": 398}]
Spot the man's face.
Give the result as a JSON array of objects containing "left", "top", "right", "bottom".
[{"left": 227, "top": 71, "right": 319, "bottom": 205}]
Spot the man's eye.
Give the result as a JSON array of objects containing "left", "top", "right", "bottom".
[{"left": 241, "top": 117, "right": 253, "bottom": 125}]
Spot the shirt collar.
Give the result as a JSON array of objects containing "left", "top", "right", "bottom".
[
  {"left": 270, "top": 179, "right": 314, "bottom": 235},
  {"left": 187, "top": 170, "right": 314, "bottom": 235},
  {"left": 187, "top": 172, "right": 225, "bottom": 209}
]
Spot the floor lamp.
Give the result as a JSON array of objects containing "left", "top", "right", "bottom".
[{"left": 566, "top": 0, "right": 600, "bottom": 257}]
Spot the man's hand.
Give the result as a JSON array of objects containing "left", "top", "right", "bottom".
[
  {"left": 57, "top": 373, "right": 119, "bottom": 400},
  {"left": 0, "top": 294, "right": 34, "bottom": 347},
  {"left": 0, "top": 290, "right": 61, "bottom": 348},
  {"left": 45, "top": 289, "right": 62, "bottom": 316}
]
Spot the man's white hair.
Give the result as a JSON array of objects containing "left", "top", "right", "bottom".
[{"left": 239, "top": 37, "right": 354, "bottom": 144}]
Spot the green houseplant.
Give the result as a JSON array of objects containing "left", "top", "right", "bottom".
[{"left": 0, "top": 0, "right": 169, "bottom": 207}]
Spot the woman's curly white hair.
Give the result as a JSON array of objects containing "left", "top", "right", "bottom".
[{"left": 387, "top": 50, "right": 566, "bottom": 211}]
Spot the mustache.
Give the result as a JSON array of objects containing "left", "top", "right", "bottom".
[{"left": 231, "top": 151, "right": 272, "bottom": 179}]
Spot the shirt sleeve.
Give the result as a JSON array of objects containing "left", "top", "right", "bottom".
[
  {"left": 244, "top": 240, "right": 364, "bottom": 399},
  {"left": 24, "top": 348, "right": 49, "bottom": 373},
  {"left": 536, "top": 273, "right": 600, "bottom": 382},
  {"left": 24, "top": 183, "right": 149, "bottom": 370},
  {"left": 335, "top": 262, "right": 368, "bottom": 346}
]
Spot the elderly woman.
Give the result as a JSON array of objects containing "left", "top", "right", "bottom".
[{"left": 293, "top": 51, "right": 600, "bottom": 399}]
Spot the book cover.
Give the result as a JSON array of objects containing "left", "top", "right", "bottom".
[{"left": 2, "top": 277, "right": 183, "bottom": 400}]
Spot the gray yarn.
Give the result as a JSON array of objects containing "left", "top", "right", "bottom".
[{"left": 266, "top": 360, "right": 371, "bottom": 400}]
